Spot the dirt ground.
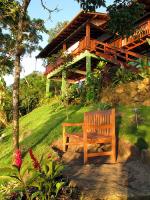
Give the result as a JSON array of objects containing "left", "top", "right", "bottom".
[{"left": 52, "top": 141, "right": 150, "bottom": 200}]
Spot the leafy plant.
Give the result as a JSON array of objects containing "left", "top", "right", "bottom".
[
  {"left": 112, "top": 66, "right": 138, "bottom": 85},
  {"left": 107, "top": 0, "right": 145, "bottom": 37},
  {"left": 86, "top": 61, "right": 105, "bottom": 103},
  {"left": 0, "top": 148, "right": 66, "bottom": 200},
  {"left": 135, "top": 57, "right": 150, "bottom": 79},
  {"left": 61, "top": 61, "right": 106, "bottom": 105},
  {"left": 30, "top": 159, "right": 65, "bottom": 200}
]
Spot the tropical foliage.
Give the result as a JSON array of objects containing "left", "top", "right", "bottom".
[
  {"left": 76, "top": 0, "right": 145, "bottom": 37},
  {"left": 0, "top": 148, "right": 66, "bottom": 200},
  {"left": 48, "top": 21, "right": 68, "bottom": 42},
  {"left": 107, "top": 0, "right": 145, "bottom": 37}
]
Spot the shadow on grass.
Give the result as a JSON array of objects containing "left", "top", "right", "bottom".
[{"left": 0, "top": 105, "right": 82, "bottom": 164}]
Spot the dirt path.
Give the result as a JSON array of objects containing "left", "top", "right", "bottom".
[{"left": 52, "top": 141, "right": 150, "bottom": 200}]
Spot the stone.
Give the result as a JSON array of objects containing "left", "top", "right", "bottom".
[
  {"left": 143, "top": 99, "right": 150, "bottom": 106},
  {"left": 88, "top": 144, "right": 101, "bottom": 153},
  {"left": 69, "top": 180, "right": 77, "bottom": 188},
  {"left": 142, "top": 78, "right": 150, "bottom": 85},
  {"left": 115, "top": 86, "right": 124, "bottom": 94},
  {"left": 129, "top": 82, "right": 137, "bottom": 90},
  {"left": 133, "top": 96, "right": 140, "bottom": 102},
  {"left": 137, "top": 83, "right": 148, "bottom": 91},
  {"left": 101, "top": 144, "right": 111, "bottom": 151},
  {"left": 130, "top": 90, "right": 138, "bottom": 98},
  {"left": 101, "top": 96, "right": 109, "bottom": 103}
]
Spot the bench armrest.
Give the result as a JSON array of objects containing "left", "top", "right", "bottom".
[{"left": 62, "top": 123, "right": 83, "bottom": 127}]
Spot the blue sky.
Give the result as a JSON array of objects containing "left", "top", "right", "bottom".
[{"left": 5, "top": 0, "right": 113, "bottom": 85}]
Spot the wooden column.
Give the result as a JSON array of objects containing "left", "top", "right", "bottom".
[
  {"left": 86, "top": 55, "right": 92, "bottom": 102},
  {"left": 63, "top": 43, "right": 67, "bottom": 52},
  {"left": 86, "top": 23, "right": 91, "bottom": 50},
  {"left": 61, "top": 70, "right": 67, "bottom": 98},
  {"left": 46, "top": 78, "right": 51, "bottom": 97},
  {"left": 86, "top": 55, "right": 91, "bottom": 79}
]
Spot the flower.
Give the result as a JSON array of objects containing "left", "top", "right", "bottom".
[
  {"left": 29, "top": 148, "right": 41, "bottom": 171},
  {"left": 54, "top": 157, "right": 59, "bottom": 162},
  {"left": 14, "top": 149, "right": 22, "bottom": 170},
  {"left": 47, "top": 154, "right": 51, "bottom": 159}
]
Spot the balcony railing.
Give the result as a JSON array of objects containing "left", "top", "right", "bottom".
[
  {"left": 45, "top": 26, "right": 149, "bottom": 76},
  {"left": 110, "top": 19, "right": 150, "bottom": 48}
]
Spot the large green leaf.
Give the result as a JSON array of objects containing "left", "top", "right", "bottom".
[
  {"left": 146, "top": 38, "right": 150, "bottom": 45},
  {"left": 55, "top": 182, "right": 65, "bottom": 196}
]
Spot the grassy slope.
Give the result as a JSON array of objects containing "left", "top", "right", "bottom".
[{"left": 0, "top": 100, "right": 150, "bottom": 168}]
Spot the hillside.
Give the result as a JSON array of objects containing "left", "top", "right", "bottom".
[{"left": 0, "top": 99, "right": 150, "bottom": 168}]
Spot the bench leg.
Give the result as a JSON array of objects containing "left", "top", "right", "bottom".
[
  {"left": 111, "top": 141, "right": 116, "bottom": 163},
  {"left": 84, "top": 142, "right": 88, "bottom": 164},
  {"left": 63, "top": 135, "right": 69, "bottom": 152}
]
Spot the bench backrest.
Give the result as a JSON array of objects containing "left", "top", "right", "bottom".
[{"left": 83, "top": 109, "right": 115, "bottom": 137}]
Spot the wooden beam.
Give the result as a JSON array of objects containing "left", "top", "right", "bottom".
[
  {"left": 51, "top": 78, "right": 76, "bottom": 84},
  {"left": 70, "top": 69, "right": 86, "bottom": 75}
]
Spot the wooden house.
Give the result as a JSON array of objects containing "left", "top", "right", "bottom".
[{"left": 37, "top": 5, "right": 150, "bottom": 97}]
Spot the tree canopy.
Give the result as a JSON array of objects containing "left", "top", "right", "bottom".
[
  {"left": 76, "top": 0, "right": 145, "bottom": 37},
  {"left": 48, "top": 21, "right": 68, "bottom": 42}
]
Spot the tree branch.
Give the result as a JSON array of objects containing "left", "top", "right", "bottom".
[{"left": 40, "top": 0, "right": 59, "bottom": 19}]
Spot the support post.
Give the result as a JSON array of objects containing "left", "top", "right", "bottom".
[
  {"left": 86, "top": 23, "right": 91, "bottom": 50},
  {"left": 86, "top": 55, "right": 91, "bottom": 80},
  {"left": 61, "top": 70, "right": 67, "bottom": 98},
  {"left": 46, "top": 78, "right": 51, "bottom": 97},
  {"left": 86, "top": 55, "right": 92, "bottom": 102}
]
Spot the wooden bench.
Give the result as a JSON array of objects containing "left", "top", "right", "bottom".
[{"left": 62, "top": 109, "right": 116, "bottom": 164}]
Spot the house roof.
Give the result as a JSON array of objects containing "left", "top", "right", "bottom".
[{"left": 36, "top": 11, "right": 108, "bottom": 58}]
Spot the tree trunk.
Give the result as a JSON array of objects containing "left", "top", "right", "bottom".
[
  {"left": 12, "top": 0, "right": 31, "bottom": 162},
  {"left": 13, "top": 55, "right": 21, "bottom": 154}
]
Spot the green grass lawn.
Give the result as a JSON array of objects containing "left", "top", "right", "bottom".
[{"left": 0, "top": 100, "right": 150, "bottom": 169}]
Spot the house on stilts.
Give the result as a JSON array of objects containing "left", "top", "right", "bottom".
[{"left": 37, "top": 4, "right": 150, "bottom": 98}]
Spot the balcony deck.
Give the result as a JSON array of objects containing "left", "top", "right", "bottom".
[
  {"left": 110, "top": 19, "right": 150, "bottom": 50},
  {"left": 45, "top": 19, "right": 150, "bottom": 76}
]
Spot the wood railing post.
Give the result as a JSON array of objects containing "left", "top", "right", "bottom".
[
  {"left": 126, "top": 52, "right": 128, "bottom": 62},
  {"left": 63, "top": 43, "right": 67, "bottom": 52}
]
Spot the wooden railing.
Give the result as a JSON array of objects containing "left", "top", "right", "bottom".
[
  {"left": 72, "top": 37, "right": 87, "bottom": 56},
  {"left": 110, "top": 19, "right": 150, "bottom": 48},
  {"left": 71, "top": 37, "right": 98, "bottom": 56},
  {"left": 94, "top": 40, "right": 143, "bottom": 66},
  {"left": 67, "top": 37, "right": 143, "bottom": 66},
  {"left": 45, "top": 32, "right": 149, "bottom": 75}
]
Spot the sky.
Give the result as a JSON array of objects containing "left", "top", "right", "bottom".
[{"left": 4, "top": 0, "right": 113, "bottom": 85}]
